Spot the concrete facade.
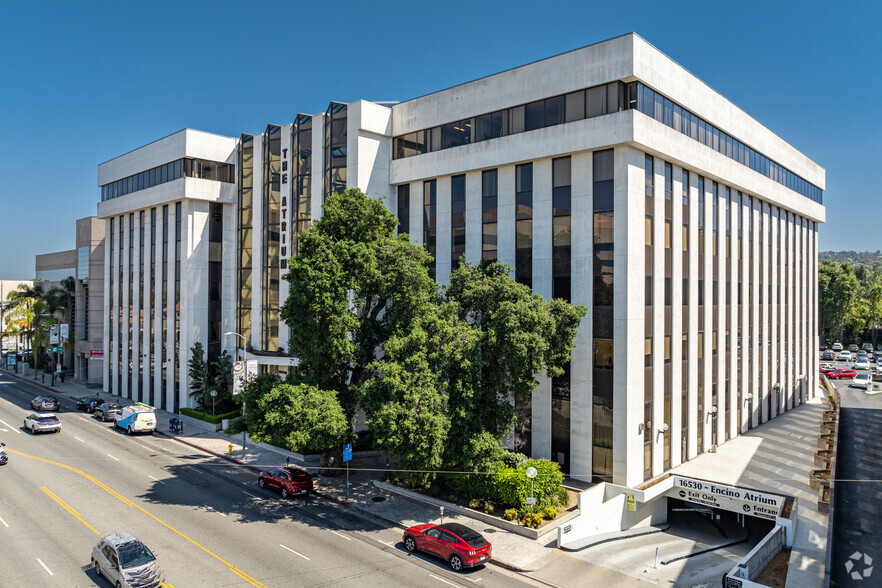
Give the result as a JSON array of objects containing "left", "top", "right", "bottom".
[{"left": 73, "top": 216, "right": 105, "bottom": 385}]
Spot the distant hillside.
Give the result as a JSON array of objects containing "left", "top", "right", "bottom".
[{"left": 820, "top": 251, "right": 882, "bottom": 269}]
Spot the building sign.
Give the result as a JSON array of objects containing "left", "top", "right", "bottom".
[
  {"left": 669, "top": 476, "right": 785, "bottom": 521},
  {"left": 90, "top": 350, "right": 104, "bottom": 360}
]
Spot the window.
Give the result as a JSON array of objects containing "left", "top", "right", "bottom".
[
  {"left": 99, "top": 157, "right": 232, "bottom": 201},
  {"left": 482, "top": 169, "right": 498, "bottom": 260},
  {"left": 451, "top": 175, "right": 466, "bottom": 269},
  {"left": 515, "top": 164, "right": 533, "bottom": 289}
]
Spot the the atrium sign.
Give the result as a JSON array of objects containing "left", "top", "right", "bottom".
[{"left": 669, "top": 476, "right": 785, "bottom": 520}]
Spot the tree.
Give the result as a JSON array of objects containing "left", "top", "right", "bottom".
[
  {"left": 188, "top": 342, "right": 209, "bottom": 409},
  {"left": 818, "top": 260, "right": 859, "bottom": 342},
  {"left": 211, "top": 350, "right": 235, "bottom": 413}
]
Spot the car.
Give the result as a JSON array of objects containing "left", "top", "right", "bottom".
[
  {"left": 832, "top": 342, "right": 843, "bottom": 352},
  {"left": 24, "top": 412, "right": 61, "bottom": 434},
  {"left": 94, "top": 402, "right": 123, "bottom": 422},
  {"left": 838, "top": 351, "right": 852, "bottom": 362},
  {"left": 855, "top": 359, "right": 871, "bottom": 370},
  {"left": 864, "top": 343, "right": 874, "bottom": 352},
  {"left": 114, "top": 405, "right": 157, "bottom": 435},
  {"left": 31, "top": 395, "right": 60, "bottom": 411},
  {"left": 257, "top": 467, "right": 315, "bottom": 498},
  {"left": 877, "top": 343, "right": 882, "bottom": 352},
  {"left": 849, "top": 344, "right": 859, "bottom": 353},
  {"left": 853, "top": 373, "right": 872, "bottom": 389},
  {"left": 75, "top": 396, "right": 101, "bottom": 412},
  {"left": 91, "top": 531, "right": 164, "bottom": 588},
  {"left": 821, "top": 350, "right": 834, "bottom": 361},
  {"left": 403, "top": 522, "right": 492, "bottom": 571},
  {"left": 820, "top": 344, "right": 829, "bottom": 351},
  {"left": 819, "top": 364, "right": 836, "bottom": 374},
  {"left": 828, "top": 368, "right": 857, "bottom": 380}
]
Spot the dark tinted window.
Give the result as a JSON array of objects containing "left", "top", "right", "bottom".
[{"left": 444, "top": 524, "right": 488, "bottom": 548}]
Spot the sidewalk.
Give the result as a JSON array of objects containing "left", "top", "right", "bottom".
[{"left": 1, "top": 366, "right": 558, "bottom": 573}]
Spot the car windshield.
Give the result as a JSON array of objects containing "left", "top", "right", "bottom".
[
  {"left": 443, "top": 524, "right": 488, "bottom": 548},
  {"left": 107, "top": 404, "right": 121, "bottom": 410},
  {"left": 117, "top": 540, "right": 156, "bottom": 567},
  {"left": 36, "top": 417, "right": 58, "bottom": 423}
]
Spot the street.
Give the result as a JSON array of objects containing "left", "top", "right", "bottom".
[{"left": 0, "top": 372, "right": 535, "bottom": 588}]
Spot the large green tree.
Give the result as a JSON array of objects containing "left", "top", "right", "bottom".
[{"left": 818, "top": 260, "right": 859, "bottom": 342}]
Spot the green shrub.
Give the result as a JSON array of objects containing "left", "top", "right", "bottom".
[
  {"left": 500, "top": 451, "right": 529, "bottom": 469},
  {"left": 503, "top": 508, "right": 518, "bottom": 521},
  {"left": 483, "top": 502, "right": 495, "bottom": 515},
  {"left": 543, "top": 506, "right": 557, "bottom": 520},
  {"left": 427, "top": 485, "right": 441, "bottom": 497},
  {"left": 448, "top": 494, "right": 458, "bottom": 504},
  {"left": 468, "top": 498, "right": 481, "bottom": 509},
  {"left": 494, "top": 458, "right": 565, "bottom": 510},
  {"left": 180, "top": 407, "right": 241, "bottom": 425},
  {"left": 521, "top": 513, "right": 542, "bottom": 528}
]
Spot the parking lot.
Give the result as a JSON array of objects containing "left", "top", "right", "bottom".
[{"left": 820, "top": 343, "right": 882, "bottom": 391}]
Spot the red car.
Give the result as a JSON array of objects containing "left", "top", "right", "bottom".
[
  {"left": 828, "top": 368, "right": 856, "bottom": 380},
  {"left": 819, "top": 364, "right": 835, "bottom": 374},
  {"left": 257, "top": 467, "right": 314, "bottom": 498},
  {"left": 403, "top": 523, "right": 492, "bottom": 571}
]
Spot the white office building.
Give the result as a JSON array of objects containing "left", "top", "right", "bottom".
[{"left": 98, "top": 33, "right": 823, "bottom": 487}]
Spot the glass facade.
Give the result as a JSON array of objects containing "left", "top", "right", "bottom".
[
  {"left": 100, "top": 158, "right": 233, "bottom": 201},
  {"left": 515, "top": 163, "right": 533, "bottom": 289},
  {"left": 643, "top": 154, "right": 653, "bottom": 481},
  {"left": 138, "top": 210, "right": 144, "bottom": 402},
  {"left": 681, "top": 170, "right": 689, "bottom": 463},
  {"left": 626, "top": 83, "right": 822, "bottom": 204},
  {"left": 397, "top": 185, "right": 410, "bottom": 236},
  {"left": 293, "top": 114, "right": 313, "bottom": 257},
  {"left": 663, "top": 162, "right": 673, "bottom": 470},
  {"left": 208, "top": 202, "right": 223, "bottom": 365},
  {"left": 149, "top": 207, "right": 156, "bottom": 407},
  {"left": 263, "top": 125, "right": 281, "bottom": 351},
  {"left": 551, "top": 156, "right": 571, "bottom": 474},
  {"left": 394, "top": 81, "right": 624, "bottom": 159},
  {"left": 238, "top": 134, "right": 254, "bottom": 348},
  {"left": 451, "top": 175, "right": 466, "bottom": 270},
  {"left": 161, "top": 205, "right": 168, "bottom": 406},
  {"left": 128, "top": 213, "right": 133, "bottom": 397},
  {"left": 423, "top": 180, "right": 437, "bottom": 278},
  {"left": 592, "top": 149, "right": 614, "bottom": 481},
  {"left": 174, "top": 202, "right": 181, "bottom": 413},
  {"left": 324, "top": 103, "right": 347, "bottom": 201},
  {"left": 108, "top": 218, "right": 114, "bottom": 388},
  {"left": 482, "top": 170, "right": 498, "bottom": 260}
]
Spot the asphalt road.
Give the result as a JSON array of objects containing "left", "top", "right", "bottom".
[
  {"left": 828, "top": 369, "right": 882, "bottom": 587},
  {"left": 0, "top": 372, "right": 536, "bottom": 588}
]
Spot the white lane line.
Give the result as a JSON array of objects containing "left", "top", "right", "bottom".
[
  {"left": 329, "top": 530, "right": 351, "bottom": 541},
  {"left": 280, "top": 544, "right": 310, "bottom": 560},
  {"left": 374, "top": 538, "right": 394, "bottom": 547},
  {"left": 429, "top": 574, "right": 460, "bottom": 587},
  {"left": 208, "top": 507, "right": 227, "bottom": 517},
  {"left": 243, "top": 491, "right": 257, "bottom": 498},
  {"left": 74, "top": 436, "right": 85, "bottom": 443},
  {"left": 106, "top": 454, "right": 120, "bottom": 461},
  {"left": 464, "top": 577, "right": 482, "bottom": 583},
  {"left": 0, "top": 516, "right": 8, "bottom": 528},
  {"left": 137, "top": 444, "right": 149, "bottom": 450},
  {"left": 0, "top": 419, "right": 21, "bottom": 433},
  {"left": 36, "top": 558, "right": 54, "bottom": 576},
  {"left": 148, "top": 475, "right": 164, "bottom": 484}
]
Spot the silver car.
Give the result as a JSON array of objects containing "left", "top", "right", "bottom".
[
  {"left": 92, "top": 532, "right": 164, "bottom": 588},
  {"left": 23, "top": 412, "right": 61, "bottom": 434}
]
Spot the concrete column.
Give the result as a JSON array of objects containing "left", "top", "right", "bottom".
[
  {"left": 121, "top": 214, "right": 130, "bottom": 400},
  {"left": 464, "top": 170, "right": 482, "bottom": 265},
  {"left": 165, "top": 205, "right": 176, "bottom": 412},
  {"left": 570, "top": 152, "right": 593, "bottom": 482},
  {"left": 183, "top": 201, "right": 210, "bottom": 409},
  {"left": 715, "top": 186, "right": 726, "bottom": 447},
  {"left": 153, "top": 209, "right": 163, "bottom": 409},
  {"left": 531, "top": 158, "right": 553, "bottom": 460},
  {"left": 759, "top": 203, "right": 770, "bottom": 424},
  {"left": 785, "top": 213, "right": 793, "bottom": 411},
  {"left": 670, "top": 165, "right": 683, "bottom": 468},
  {"left": 701, "top": 179, "right": 712, "bottom": 452},
  {"left": 409, "top": 181, "right": 422, "bottom": 248},
  {"left": 497, "top": 165, "right": 516, "bottom": 276},
  {"left": 739, "top": 196, "right": 749, "bottom": 433},
  {"left": 435, "top": 175, "right": 452, "bottom": 287},
  {"left": 686, "top": 171, "right": 699, "bottom": 460},
  {"left": 131, "top": 212, "right": 141, "bottom": 403},
  {"left": 103, "top": 218, "right": 111, "bottom": 394},
  {"left": 728, "top": 192, "right": 738, "bottom": 436}
]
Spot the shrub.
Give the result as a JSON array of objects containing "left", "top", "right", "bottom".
[
  {"left": 427, "top": 485, "right": 441, "bottom": 497},
  {"left": 180, "top": 407, "right": 241, "bottom": 425},
  {"left": 494, "top": 459, "right": 565, "bottom": 510},
  {"left": 483, "top": 502, "right": 495, "bottom": 515},
  {"left": 543, "top": 506, "right": 557, "bottom": 520},
  {"left": 503, "top": 508, "right": 518, "bottom": 521},
  {"left": 500, "top": 451, "right": 529, "bottom": 469},
  {"left": 468, "top": 498, "right": 481, "bottom": 509},
  {"left": 448, "top": 494, "right": 458, "bottom": 504},
  {"left": 521, "top": 512, "right": 543, "bottom": 528}
]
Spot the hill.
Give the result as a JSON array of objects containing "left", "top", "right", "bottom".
[{"left": 820, "top": 251, "right": 882, "bottom": 269}]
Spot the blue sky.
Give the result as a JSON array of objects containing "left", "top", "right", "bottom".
[{"left": 0, "top": 0, "right": 878, "bottom": 278}]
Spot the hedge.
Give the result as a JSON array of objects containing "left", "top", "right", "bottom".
[{"left": 180, "top": 407, "right": 241, "bottom": 425}]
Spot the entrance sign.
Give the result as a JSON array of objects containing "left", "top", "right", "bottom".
[{"left": 669, "top": 476, "right": 784, "bottom": 520}]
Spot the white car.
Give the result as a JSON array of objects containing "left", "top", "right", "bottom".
[
  {"left": 853, "top": 373, "right": 872, "bottom": 389},
  {"left": 855, "top": 359, "right": 871, "bottom": 370},
  {"left": 832, "top": 342, "right": 843, "bottom": 352},
  {"left": 838, "top": 351, "right": 852, "bottom": 361}
]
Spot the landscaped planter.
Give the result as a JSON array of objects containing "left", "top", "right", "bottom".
[
  {"left": 818, "top": 486, "right": 830, "bottom": 514},
  {"left": 817, "top": 434, "right": 835, "bottom": 449},
  {"left": 809, "top": 469, "right": 831, "bottom": 491},
  {"left": 814, "top": 449, "right": 833, "bottom": 468}
]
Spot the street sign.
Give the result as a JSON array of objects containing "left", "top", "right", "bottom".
[
  {"left": 6, "top": 355, "right": 16, "bottom": 367},
  {"left": 90, "top": 350, "right": 103, "bottom": 359},
  {"left": 343, "top": 443, "right": 352, "bottom": 462},
  {"left": 55, "top": 363, "right": 62, "bottom": 374},
  {"left": 48, "top": 346, "right": 63, "bottom": 353},
  {"left": 526, "top": 497, "right": 537, "bottom": 506},
  {"left": 626, "top": 493, "right": 636, "bottom": 512}
]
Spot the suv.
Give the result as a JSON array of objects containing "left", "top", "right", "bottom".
[
  {"left": 24, "top": 412, "right": 61, "bottom": 434},
  {"left": 92, "top": 532, "right": 163, "bottom": 587},
  {"left": 94, "top": 402, "right": 123, "bottom": 422},
  {"left": 31, "top": 396, "right": 60, "bottom": 411},
  {"left": 832, "top": 342, "right": 843, "bottom": 352}
]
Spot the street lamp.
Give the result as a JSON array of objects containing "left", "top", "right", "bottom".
[
  {"left": 223, "top": 332, "right": 245, "bottom": 362},
  {"left": 526, "top": 466, "right": 538, "bottom": 520}
]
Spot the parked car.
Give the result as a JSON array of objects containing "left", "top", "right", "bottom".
[
  {"left": 838, "top": 351, "right": 852, "bottom": 362},
  {"left": 832, "top": 342, "right": 843, "bottom": 352},
  {"left": 821, "top": 350, "right": 835, "bottom": 361},
  {"left": 24, "top": 412, "right": 61, "bottom": 434},
  {"left": 94, "top": 403, "right": 123, "bottom": 422},
  {"left": 114, "top": 405, "right": 157, "bottom": 435},
  {"left": 828, "top": 368, "right": 857, "bottom": 380},
  {"left": 257, "top": 467, "right": 315, "bottom": 498},
  {"left": 853, "top": 373, "right": 872, "bottom": 389},
  {"left": 864, "top": 343, "right": 874, "bottom": 352},
  {"left": 75, "top": 397, "right": 101, "bottom": 412},
  {"left": 91, "top": 531, "right": 164, "bottom": 588},
  {"left": 855, "top": 359, "right": 871, "bottom": 370},
  {"left": 849, "top": 344, "right": 859, "bottom": 353},
  {"left": 31, "top": 396, "right": 60, "bottom": 411},
  {"left": 403, "top": 522, "right": 492, "bottom": 571},
  {"left": 819, "top": 364, "right": 836, "bottom": 374}
]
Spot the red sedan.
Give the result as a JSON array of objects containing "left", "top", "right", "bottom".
[
  {"left": 257, "top": 466, "right": 314, "bottom": 498},
  {"left": 403, "top": 523, "right": 491, "bottom": 571},
  {"left": 819, "top": 364, "right": 836, "bottom": 374},
  {"left": 828, "top": 368, "right": 856, "bottom": 380}
]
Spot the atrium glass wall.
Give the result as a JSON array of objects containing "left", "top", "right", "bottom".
[
  {"left": 423, "top": 180, "right": 437, "bottom": 278},
  {"left": 108, "top": 218, "right": 114, "bottom": 391},
  {"left": 451, "top": 175, "right": 466, "bottom": 269},
  {"left": 238, "top": 134, "right": 254, "bottom": 348},
  {"left": 697, "top": 177, "right": 705, "bottom": 454},
  {"left": 515, "top": 163, "right": 533, "bottom": 289},
  {"left": 263, "top": 125, "right": 281, "bottom": 351},
  {"left": 592, "top": 149, "right": 614, "bottom": 481},
  {"left": 711, "top": 182, "right": 719, "bottom": 445},
  {"left": 324, "top": 103, "right": 347, "bottom": 201},
  {"left": 119, "top": 215, "right": 124, "bottom": 394},
  {"left": 482, "top": 170, "right": 498, "bottom": 260},
  {"left": 138, "top": 210, "right": 144, "bottom": 402},
  {"left": 128, "top": 213, "right": 133, "bottom": 397},
  {"left": 174, "top": 202, "right": 181, "bottom": 413},
  {"left": 397, "top": 185, "right": 410, "bottom": 236},
  {"left": 149, "top": 207, "right": 156, "bottom": 407},
  {"left": 663, "top": 162, "right": 673, "bottom": 469},
  {"left": 293, "top": 115, "right": 313, "bottom": 257},
  {"left": 161, "top": 205, "right": 168, "bottom": 407}
]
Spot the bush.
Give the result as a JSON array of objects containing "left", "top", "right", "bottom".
[
  {"left": 503, "top": 508, "right": 518, "bottom": 521},
  {"left": 180, "top": 407, "right": 241, "bottom": 425},
  {"left": 448, "top": 494, "right": 458, "bottom": 504},
  {"left": 500, "top": 451, "right": 529, "bottom": 469},
  {"left": 521, "top": 512, "right": 543, "bottom": 528},
  {"left": 494, "top": 458, "right": 565, "bottom": 510},
  {"left": 468, "top": 498, "right": 481, "bottom": 509},
  {"left": 483, "top": 502, "right": 495, "bottom": 515},
  {"left": 543, "top": 506, "right": 557, "bottom": 520}
]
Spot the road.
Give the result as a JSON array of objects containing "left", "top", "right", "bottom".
[
  {"left": 827, "top": 359, "right": 882, "bottom": 587},
  {"left": 0, "top": 372, "right": 536, "bottom": 588}
]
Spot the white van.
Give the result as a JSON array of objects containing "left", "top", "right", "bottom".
[{"left": 115, "top": 405, "right": 157, "bottom": 435}]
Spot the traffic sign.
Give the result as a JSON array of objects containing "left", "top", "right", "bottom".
[
  {"left": 526, "top": 497, "right": 537, "bottom": 506},
  {"left": 48, "top": 346, "right": 63, "bottom": 353},
  {"left": 343, "top": 443, "right": 352, "bottom": 462}
]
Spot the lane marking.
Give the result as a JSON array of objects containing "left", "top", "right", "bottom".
[
  {"left": 429, "top": 574, "right": 461, "bottom": 587},
  {"left": 280, "top": 544, "right": 310, "bottom": 560},
  {"left": 10, "top": 448, "right": 267, "bottom": 588},
  {"left": 106, "top": 454, "right": 120, "bottom": 461},
  {"left": 464, "top": 577, "right": 482, "bottom": 583},
  {"left": 0, "top": 516, "right": 8, "bottom": 528},
  {"left": 243, "top": 491, "right": 258, "bottom": 498},
  {"left": 41, "top": 487, "right": 101, "bottom": 535},
  {"left": 329, "top": 530, "right": 351, "bottom": 541},
  {"left": 208, "top": 507, "right": 227, "bottom": 517},
  {"left": 374, "top": 538, "right": 394, "bottom": 547},
  {"left": 148, "top": 475, "right": 165, "bottom": 484},
  {"left": 0, "top": 419, "right": 21, "bottom": 433},
  {"left": 74, "top": 436, "right": 85, "bottom": 443},
  {"left": 137, "top": 444, "right": 150, "bottom": 450},
  {"left": 36, "top": 558, "right": 54, "bottom": 576}
]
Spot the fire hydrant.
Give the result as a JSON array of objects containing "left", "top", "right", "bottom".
[{"left": 228, "top": 443, "right": 234, "bottom": 455}]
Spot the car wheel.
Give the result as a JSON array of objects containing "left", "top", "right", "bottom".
[
  {"left": 404, "top": 536, "right": 417, "bottom": 552},
  {"left": 258, "top": 478, "right": 265, "bottom": 488},
  {"left": 281, "top": 487, "right": 289, "bottom": 498},
  {"left": 93, "top": 559, "right": 101, "bottom": 576},
  {"left": 54, "top": 428, "right": 60, "bottom": 433},
  {"left": 116, "top": 582, "right": 122, "bottom": 588},
  {"left": 449, "top": 554, "right": 463, "bottom": 571},
  {"left": 128, "top": 426, "right": 133, "bottom": 436}
]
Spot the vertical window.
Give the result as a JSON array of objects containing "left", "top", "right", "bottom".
[
  {"left": 324, "top": 103, "right": 347, "bottom": 201},
  {"left": 482, "top": 170, "right": 498, "bottom": 261},
  {"left": 397, "top": 184, "right": 410, "bottom": 236},
  {"left": 515, "top": 163, "right": 533, "bottom": 289},
  {"left": 238, "top": 134, "right": 254, "bottom": 348},
  {"left": 423, "top": 180, "right": 437, "bottom": 278},
  {"left": 552, "top": 157, "right": 571, "bottom": 302},
  {"left": 643, "top": 155, "right": 653, "bottom": 480},
  {"left": 149, "top": 208, "right": 156, "bottom": 407},
  {"left": 161, "top": 206, "right": 168, "bottom": 408},
  {"left": 263, "top": 125, "right": 281, "bottom": 352},
  {"left": 451, "top": 175, "right": 466, "bottom": 270},
  {"left": 138, "top": 210, "right": 144, "bottom": 402}
]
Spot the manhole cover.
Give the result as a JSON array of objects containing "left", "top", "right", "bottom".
[
  {"left": 483, "top": 528, "right": 496, "bottom": 533},
  {"left": 371, "top": 496, "right": 386, "bottom": 502}
]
